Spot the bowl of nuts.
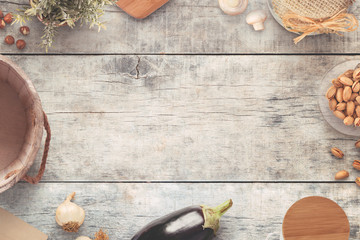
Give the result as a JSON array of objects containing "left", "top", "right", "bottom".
[{"left": 320, "top": 60, "right": 360, "bottom": 136}]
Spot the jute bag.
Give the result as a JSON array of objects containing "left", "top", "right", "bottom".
[{"left": 272, "top": 0, "right": 358, "bottom": 43}]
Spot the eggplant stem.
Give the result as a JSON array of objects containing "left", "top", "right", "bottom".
[
  {"left": 201, "top": 199, "right": 233, "bottom": 234},
  {"left": 213, "top": 199, "right": 233, "bottom": 217}
]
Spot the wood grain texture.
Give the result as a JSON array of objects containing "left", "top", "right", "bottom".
[
  {"left": 283, "top": 196, "right": 350, "bottom": 240},
  {"left": 1, "top": 0, "right": 360, "bottom": 54},
  {"left": 4, "top": 54, "right": 360, "bottom": 181},
  {"left": 0, "top": 183, "right": 360, "bottom": 240}
]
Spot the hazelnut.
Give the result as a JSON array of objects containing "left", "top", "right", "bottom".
[
  {"left": 16, "top": 39, "right": 26, "bottom": 50},
  {"left": 4, "top": 35, "right": 14, "bottom": 45},
  {"left": 4, "top": 13, "right": 13, "bottom": 24},
  {"left": 0, "top": 10, "right": 3, "bottom": 18},
  {"left": 20, "top": 26, "right": 30, "bottom": 35},
  {"left": 0, "top": 19, "right": 5, "bottom": 29}
]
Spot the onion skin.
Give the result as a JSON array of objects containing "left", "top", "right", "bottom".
[{"left": 131, "top": 200, "right": 232, "bottom": 240}]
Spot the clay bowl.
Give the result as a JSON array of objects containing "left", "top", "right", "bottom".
[{"left": 0, "top": 55, "right": 50, "bottom": 194}]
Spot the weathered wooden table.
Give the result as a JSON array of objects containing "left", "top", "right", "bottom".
[{"left": 1, "top": 1, "right": 360, "bottom": 239}]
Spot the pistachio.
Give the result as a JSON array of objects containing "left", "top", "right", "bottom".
[
  {"left": 356, "top": 177, "right": 360, "bottom": 187},
  {"left": 344, "top": 69, "right": 354, "bottom": 78},
  {"left": 329, "top": 98, "right": 337, "bottom": 111},
  {"left": 331, "top": 147, "right": 344, "bottom": 158},
  {"left": 332, "top": 78, "right": 343, "bottom": 88},
  {"left": 335, "top": 170, "right": 349, "bottom": 180},
  {"left": 346, "top": 101, "right": 355, "bottom": 116},
  {"left": 344, "top": 116, "right": 354, "bottom": 125},
  {"left": 356, "top": 106, "right": 360, "bottom": 117},
  {"left": 333, "top": 110, "right": 346, "bottom": 120},
  {"left": 343, "top": 86, "right": 352, "bottom": 102},
  {"left": 353, "top": 68, "right": 360, "bottom": 81},
  {"left": 353, "top": 81, "right": 360, "bottom": 93},
  {"left": 353, "top": 160, "right": 360, "bottom": 170},
  {"left": 339, "top": 76, "right": 354, "bottom": 86},
  {"left": 326, "top": 86, "right": 337, "bottom": 99},
  {"left": 355, "top": 118, "right": 360, "bottom": 127},
  {"left": 336, "top": 87, "right": 344, "bottom": 102},
  {"left": 356, "top": 96, "right": 360, "bottom": 105},
  {"left": 356, "top": 140, "right": 360, "bottom": 148},
  {"left": 336, "top": 102, "right": 347, "bottom": 111},
  {"left": 350, "top": 92, "right": 359, "bottom": 101}
]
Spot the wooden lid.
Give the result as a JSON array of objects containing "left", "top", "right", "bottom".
[
  {"left": 116, "top": 0, "right": 169, "bottom": 19},
  {"left": 283, "top": 196, "right": 350, "bottom": 240}
]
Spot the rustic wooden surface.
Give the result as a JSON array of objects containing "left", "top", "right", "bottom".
[
  {"left": 0, "top": 0, "right": 359, "bottom": 54},
  {"left": 1, "top": 183, "right": 360, "bottom": 240},
  {"left": 1, "top": 0, "right": 360, "bottom": 239}
]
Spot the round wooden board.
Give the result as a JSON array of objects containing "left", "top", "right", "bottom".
[{"left": 283, "top": 196, "right": 350, "bottom": 240}]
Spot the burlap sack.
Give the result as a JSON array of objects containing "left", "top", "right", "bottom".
[
  {"left": 273, "top": 0, "right": 353, "bottom": 20},
  {"left": 271, "top": 0, "right": 358, "bottom": 43}
]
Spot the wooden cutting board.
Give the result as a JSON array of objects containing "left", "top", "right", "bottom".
[
  {"left": 0, "top": 208, "right": 48, "bottom": 240},
  {"left": 116, "top": 0, "right": 169, "bottom": 19},
  {"left": 283, "top": 196, "right": 350, "bottom": 240}
]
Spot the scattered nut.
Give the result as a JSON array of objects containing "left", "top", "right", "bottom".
[
  {"left": 0, "top": 10, "right": 3, "bottom": 19},
  {"left": 356, "top": 140, "right": 360, "bottom": 148},
  {"left": 356, "top": 177, "right": 360, "bottom": 187},
  {"left": 4, "top": 13, "right": 13, "bottom": 24},
  {"left": 16, "top": 39, "right": 26, "bottom": 50},
  {"left": 0, "top": 19, "right": 5, "bottom": 29},
  {"left": 20, "top": 26, "right": 30, "bottom": 36},
  {"left": 4, "top": 35, "right": 14, "bottom": 45},
  {"left": 353, "top": 160, "right": 360, "bottom": 170},
  {"left": 331, "top": 147, "right": 344, "bottom": 158},
  {"left": 335, "top": 170, "right": 349, "bottom": 180}
]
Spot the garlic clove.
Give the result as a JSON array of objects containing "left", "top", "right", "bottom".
[
  {"left": 246, "top": 9, "right": 267, "bottom": 31},
  {"left": 76, "top": 237, "right": 92, "bottom": 240},
  {"left": 55, "top": 192, "right": 85, "bottom": 232},
  {"left": 218, "top": 0, "right": 248, "bottom": 16}
]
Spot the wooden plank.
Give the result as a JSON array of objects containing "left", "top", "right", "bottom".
[
  {"left": 0, "top": 183, "right": 359, "bottom": 239},
  {"left": 6, "top": 54, "right": 360, "bottom": 181},
  {"left": 1, "top": 0, "right": 360, "bottom": 54}
]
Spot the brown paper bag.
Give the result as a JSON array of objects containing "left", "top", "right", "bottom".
[{"left": 0, "top": 208, "right": 48, "bottom": 240}]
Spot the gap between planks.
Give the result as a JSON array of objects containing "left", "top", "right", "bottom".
[
  {"left": 3, "top": 53, "right": 360, "bottom": 56},
  {"left": 26, "top": 180, "right": 357, "bottom": 184}
]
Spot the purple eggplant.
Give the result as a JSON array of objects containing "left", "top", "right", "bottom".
[{"left": 131, "top": 199, "right": 233, "bottom": 240}]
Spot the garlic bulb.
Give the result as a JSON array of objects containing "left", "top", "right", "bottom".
[
  {"left": 218, "top": 0, "right": 248, "bottom": 16},
  {"left": 56, "top": 192, "right": 85, "bottom": 232},
  {"left": 76, "top": 237, "right": 92, "bottom": 240}
]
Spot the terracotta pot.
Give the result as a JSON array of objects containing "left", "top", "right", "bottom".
[{"left": 0, "top": 55, "right": 51, "bottom": 194}]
